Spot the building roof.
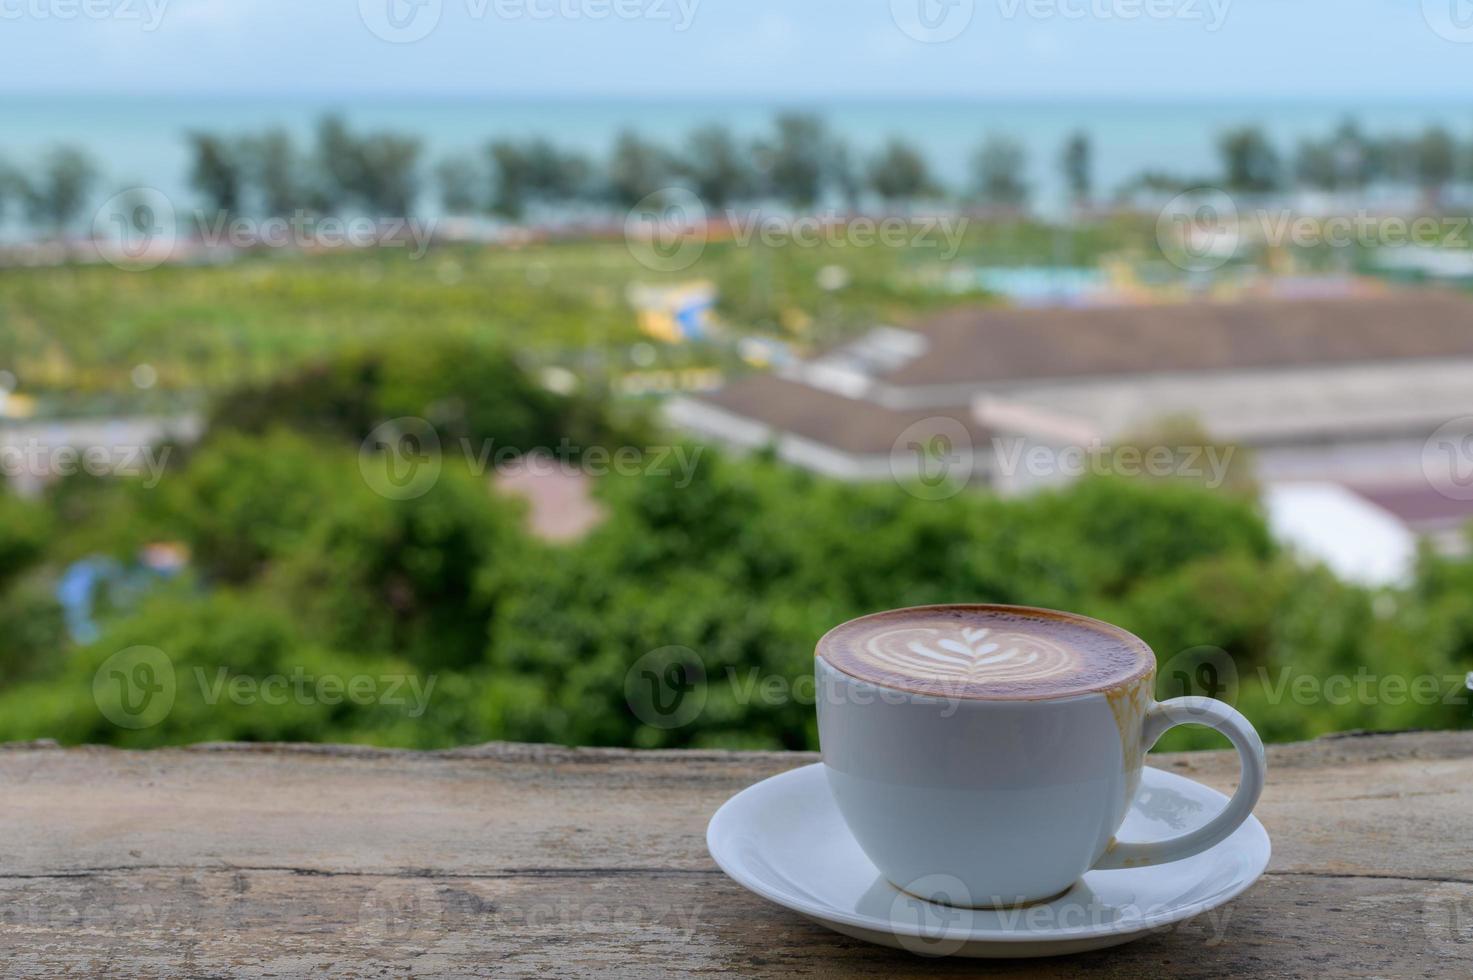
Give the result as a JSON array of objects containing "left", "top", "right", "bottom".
[
  {"left": 1264, "top": 482, "right": 1417, "bottom": 587},
  {"left": 493, "top": 455, "right": 607, "bottom": 543},
  {"left": 886, "top": 291, "right": 1473, "bottom": 388},
  {"left": 687, "top": 374, "right": 985, "bottom": 456},
  {"left": 1350, "top": 484, "right": 1473, "bottom": 530},
  {"left": 974, "top": 355, "right": 1473, "bottom": 444}
]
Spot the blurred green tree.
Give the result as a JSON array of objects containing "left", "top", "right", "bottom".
[
  {"left": 680, "top": 125, "right": 757, "bottom": 209},
  {"left": 1218, "top": 126, "right": 1281, "bottom": 194},
  {"left": 867, "top": 138, "right": 937, "bottom": 205},
  {"left": 763, "top": 114, "right": 839, "bottom": 208},
  {"left": 436, "top": 154, "right": 483, "bottom": 215},
  {"left": 1061, "top": 130, "right": 1092, "bottom": 208},
  {"left": 606, "top": 130, "right": 673, "bottom": 207},
  {"left": 20, "top": 145, "right": 97, "bottom": 234},
  {"left": 971, "top": 135, "right": 1029, "bottom": 209},
  {"left": 186, "top": 132, "right": 246, "bottom": 217}
]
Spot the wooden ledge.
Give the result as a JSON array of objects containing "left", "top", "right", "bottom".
[{"left": 1, "top": 731, "right": 1469, "bottom": 977}]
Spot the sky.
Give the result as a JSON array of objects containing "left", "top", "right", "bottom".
[{"left": 0, "top": 0, "right": 1470, "bottom": 101}]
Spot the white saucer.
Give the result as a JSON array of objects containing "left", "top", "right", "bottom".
[{"left": 707, "top": 763, "right": 1270, "bottom": 958}]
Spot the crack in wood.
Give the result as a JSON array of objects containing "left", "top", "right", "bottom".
[{"left": 1264, "top": 870, "right": 1473, "bottom": 887}]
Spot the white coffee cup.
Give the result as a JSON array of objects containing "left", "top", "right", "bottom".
[{"left": 815, "top": 604, "right": 1266, "bottom": 907}]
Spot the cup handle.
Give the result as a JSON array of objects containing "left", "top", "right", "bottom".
[{"left": 1093, "top": 696, "right": 1266, "bottom": 870}]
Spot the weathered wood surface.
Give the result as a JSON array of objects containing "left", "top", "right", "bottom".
[{"left": 1, "top": 731, "right": 1470, "bottom": 978}]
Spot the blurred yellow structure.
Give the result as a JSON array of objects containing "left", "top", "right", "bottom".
[
  {"left": 0, "top": 392, "right": 37, "bottom": 419},
  {"left": 627, "top": 281, "right": 718, "bottom": 344}
]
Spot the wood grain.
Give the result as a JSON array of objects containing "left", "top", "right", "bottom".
[{"left": 2, "top": 732, "right": 1470, "bottom": 978}]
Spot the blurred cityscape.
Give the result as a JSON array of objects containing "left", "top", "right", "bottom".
[{"left": 6, "top": 5, "right": 1473, "bottom": 750}]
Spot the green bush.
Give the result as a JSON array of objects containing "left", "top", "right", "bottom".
[
  {"left": 0, "top": 572, "right": 68, "bottom": 686},
  {"left": 208, "top": 337, "right": 647, "bottom": 456},
  {"left": 0, "top": 589, "right": 449, "bottom": 749},
  {"left": 0, "top": 491, "right": 52, "bottom": 590}
]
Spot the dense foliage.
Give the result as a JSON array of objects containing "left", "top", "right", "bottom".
[{"left": 2, "top": 342, "right": 1471, "bottom": 753}]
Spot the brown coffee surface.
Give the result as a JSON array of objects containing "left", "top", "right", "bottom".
[{"left": 817, "top": 604, "right": 1154, "bottom": 700}]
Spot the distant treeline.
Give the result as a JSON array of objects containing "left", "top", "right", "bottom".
[{"left": 2, "top": 113, "right": 1471, "bottom": 232}]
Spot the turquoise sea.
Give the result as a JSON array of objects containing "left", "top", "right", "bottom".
[{"left": 1, "top": 96, "right": 1470, "bottom": 216}]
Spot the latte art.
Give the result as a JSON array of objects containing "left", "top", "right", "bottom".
[
  {"left": 818, "top": 604, "right": 1154, "bottom": 700},
  {"left": 861, "top": 626, "right": 1082, "bottom": 685}
]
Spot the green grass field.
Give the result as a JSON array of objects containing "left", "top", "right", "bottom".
[{"left": 0, "top": 216, "right": 1157, "bottom": 414}]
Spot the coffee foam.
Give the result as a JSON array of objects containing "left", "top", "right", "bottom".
[{"left": 817, "top": 604, "right": 1154, "bottom": 700}]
